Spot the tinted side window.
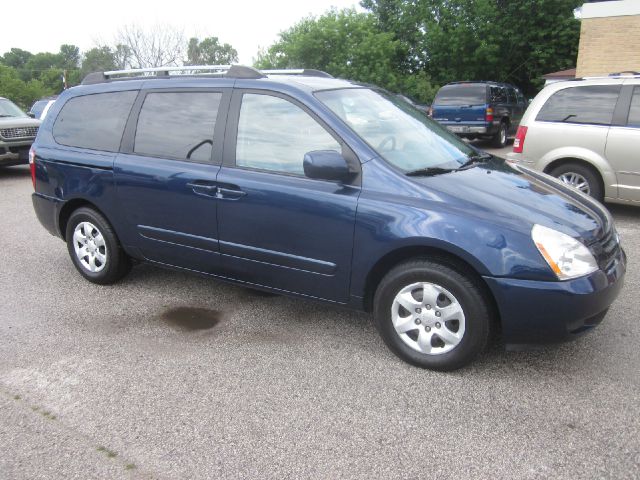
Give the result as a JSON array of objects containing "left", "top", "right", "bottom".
[
  {"left": 134, "top": 92, "right": 221, "bottom": 162},
  {"left": 507, "top": 88, "right": 517, "bottom": 104},
  {"left": 536, "top": 85, "right": 621, "bottom": 126},
  {"left": 490, "top": 87, "right": 507, "bottom": 103},
  {"left": 235, "top": 94, "right": 341, "bottom": 175},
  {"left": 53, "top": 91, "right": 137, "bottom": 151},
  {"left": 516, "top": 90, "right": 525, "bottom": 105},
  {"left": 627, "top": 86, "right": 640, "bottom": 127}
]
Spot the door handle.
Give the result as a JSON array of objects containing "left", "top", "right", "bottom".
[
  {"left": 216, "top": 187, "right": 247, "bottom": 199},
  {"left": 186, "top": 182, "right": 218, "bottom": 196}
]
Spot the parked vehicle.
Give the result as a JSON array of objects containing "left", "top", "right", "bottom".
[
  {"left": 0, "top": 97, "right": 40, "bottom": 167},
  {"left": 28, "top": 96, "right": 58, "bottom": 120},
  {"left": 430, "top": 81, "right": 527, "bottom": 147},
  {"left": 508, "top": 74, "right": 640, "bottom": 205},
  {"left": 30, "top": 66, "right": 625, "bottom": 370}
]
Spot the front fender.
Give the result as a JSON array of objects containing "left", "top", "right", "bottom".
[{"left": 349, "top": 193, "right": 554, "bottom": 298}]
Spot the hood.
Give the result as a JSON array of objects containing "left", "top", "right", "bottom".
[
  {"left": 413, "top": 157, "right": 611, "bottom": 244},
  {"left": 0, "top": 117, "right": 41, "bottom": 128}
]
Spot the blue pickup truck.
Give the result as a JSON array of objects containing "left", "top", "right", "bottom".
[{"left": 430, "top": 81, "right": 526, "bottom": 147}]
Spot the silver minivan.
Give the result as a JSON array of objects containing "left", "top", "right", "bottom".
[{"left": 508, "top": 75, "right": 640, "bottom": 205}]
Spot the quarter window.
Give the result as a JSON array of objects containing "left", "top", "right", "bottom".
[
  {"left": 235, "top": 94, "right": 341, "bottom": 175},
  {"left": 627, "top": 87, "right": 640, "bottom": 127},
  {"left": 53, "top": 91, "right": 137, "bottom": 151},
  {"left": 507, "top": 88, "right": 517, "bottom": 104},
  {"left": 134, "top": 92, "right": 221, "bottom": 162},
  {"left": 536, "top": 85, "right": 621, "bottom": 126}
]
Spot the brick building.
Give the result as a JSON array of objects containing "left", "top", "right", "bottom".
[{"left": 576, "top": 0, "right": 640, "bottom": 77}]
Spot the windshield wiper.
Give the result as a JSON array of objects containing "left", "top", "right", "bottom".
[
  {"left": 457, "top": 152, "right": 492, "bottom": 170},
  {"left": 405, "top": 167, "right": 456, "bottom": 177},
  {"left": 0, "top": 114, "right": 14, "bottom": 118}
]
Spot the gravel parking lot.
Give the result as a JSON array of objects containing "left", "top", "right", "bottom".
[{"left": 1, "top": 163, "right": 639, "bottom": 479}]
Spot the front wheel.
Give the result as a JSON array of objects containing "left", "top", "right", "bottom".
[
  {"left": 65, "top": 207, "right": 131, "bottom": 285},
  {"left": 373, "top": 259, "right": 491, "bottom": 371}
]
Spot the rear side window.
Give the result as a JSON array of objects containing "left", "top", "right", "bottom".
[
  {"left": 536, "top": 85, "right": 621, "bottom": 126},
  {"left": 434, "top": 84, "right": 487, "bottom": 106},
  {"left": 53, "top": 91, "right": 137, "bottom": 151},
  {"left": 627, "top": 86, "right": 640, "bottom": 127},
  {"left": 134, "top": 92, "right": 222, "bottom": 162},
  {"left": 490, "top": 87, "right": 507, "bottom": 103},
  {"left": 507, "top": 88, "right": 517, "bottom": 104}
]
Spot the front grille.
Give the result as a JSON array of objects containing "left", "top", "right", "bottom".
[
  {"left": 591, "top": 228, "right": 620, "bottom": 271},
  {"left": 0, "top": 126, "right": 39, "bottom": 140}
]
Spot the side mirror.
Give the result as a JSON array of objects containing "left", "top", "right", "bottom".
[
  {"left": 303, "top": 150, "right": 351, "bottom": 181},
  {"left": 27, "top": 112, "right": 36, "bottom": 118}
]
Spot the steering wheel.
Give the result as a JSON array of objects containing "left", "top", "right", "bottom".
[{"left": 377, "top": 135, "right": 396, "bottom": 151}]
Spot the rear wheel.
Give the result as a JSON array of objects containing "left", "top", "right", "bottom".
[
  {"left": 491, "top": 122, "right": 508, "bottom": 148},
  {"left": 373, "top": 258, "right": 491, "bottom": 371},
  {"left": 549, "top": 162, "right": 603, "bottom": 202},
  {"left": 65, "top": 207, "right": 131, "bottom": 284}
]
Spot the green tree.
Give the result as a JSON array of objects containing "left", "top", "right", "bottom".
[
  {"left": 1, "top": 48, "right": 33, "bottom": 70},
  {"left": 81, "top": 46, "right": 117, "bottom": 77},
  {"left": 186, "top": 37, "right": 238, "bottom": 65},
  {"left": 0, "top": 64, "right": 50, "bottom": 110},
  {"left": 361, "top": 0, "right": 582, "bottom": 95},
  {"left": 59, "top": 44, "right": 81, "bottom": 69},
  {"left": 254, "top": 9, "right": 436, "bottom": 103}
]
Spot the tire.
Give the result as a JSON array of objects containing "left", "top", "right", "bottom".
[
  {"left": 549, "top": 162, "right": 603, "bottom": 203},
  {"left": 373, "top": 258, "right": 491, "bottom": 371},
  {"left": 65, "top": 207, "right": 131, "bottom": 285},
  {"left": 491, "top": 121, "right": 508, "bottom": 148}
]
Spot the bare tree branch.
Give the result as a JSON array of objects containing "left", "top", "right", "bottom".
[{"left": 114, "top": 24, "right": 186, "bottom": 69}]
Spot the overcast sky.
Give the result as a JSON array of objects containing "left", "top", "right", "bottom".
[{"left": 1, "top": 0, "right": 362, "bottom": 65}]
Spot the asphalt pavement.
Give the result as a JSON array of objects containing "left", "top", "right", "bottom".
[{"left": 1, "top": 164, "right": 639, "bottom": 479}]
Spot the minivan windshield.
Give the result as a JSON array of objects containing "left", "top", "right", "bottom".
[
  {"left": 433, "top": 84, "right": 487, "bottom": 106},
  {"left": 316, "top": 88, "right": 477, "bottom": 171},
  {"left": 0, "top": 99, "right": 27, "bottom": 118}
]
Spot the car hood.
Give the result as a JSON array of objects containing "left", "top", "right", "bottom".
[
  {"left": 0, "top": 117, "right": 41, "bottom": 128},
  {"left": 413, "top": 157, "right": 611, "bottom": 244}
]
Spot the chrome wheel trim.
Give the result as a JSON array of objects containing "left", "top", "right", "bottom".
[
  {"left": 73, "top": 221, "right": 107, "bottom": 273},
  {"left": 500, "top": 124, "right": 507, "bottom": 145},
  {"left": 558, "top": 172, "right": 591, "bottom": 195},
  {"left": 391, "top": 282, "right": 466, "bottom": 355}
]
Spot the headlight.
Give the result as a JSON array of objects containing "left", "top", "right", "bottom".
[{"left": 532, "top": 224, "right": 598, "bottom": 280}]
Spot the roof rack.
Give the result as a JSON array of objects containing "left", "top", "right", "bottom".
[
  {"left": 580, "top": 71, "right": 640, "bottom": 80},
  {"left": 262, "top": 69, "right": 333, "bottom": 78},
  {"left": 81, "top": 65, "right": 333, "bottom": 85}
]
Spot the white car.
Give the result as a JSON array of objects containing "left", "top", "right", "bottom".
[{"left": 508, "top": 74, "right": 640, "bottom": 205}]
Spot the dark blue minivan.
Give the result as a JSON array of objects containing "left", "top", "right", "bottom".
[{"left": 30, "top": 66, "right": 626, "bottom": 370}]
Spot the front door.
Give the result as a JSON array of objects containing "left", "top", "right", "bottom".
[
  {"left": 115, "top": 89, "right": 230, "bottom": 273},
  {"left": 216, "top": 91, "right": 360, "bottom": 302}
]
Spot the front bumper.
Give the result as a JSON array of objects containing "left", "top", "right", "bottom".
[
  {"left": 483, "top": 248, "right": 626, "bottom": 346},
  {"left": 0, "top": 141, "right": 32, "bottom": 166}
]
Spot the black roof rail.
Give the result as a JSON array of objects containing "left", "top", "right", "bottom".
[{"left": 81, "top": 65, "right": 334, "bottom": 85}]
